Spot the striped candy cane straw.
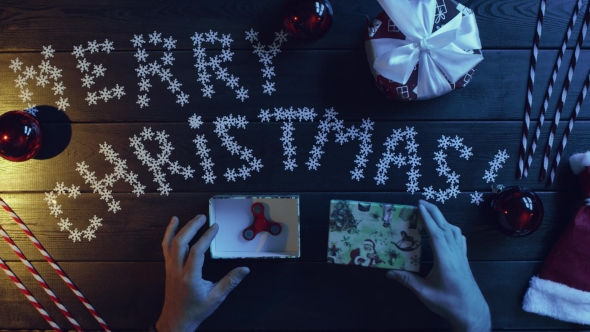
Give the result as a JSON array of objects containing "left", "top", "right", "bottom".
[
  {"left": 540, "top": 5, "right": 590, "bottom": 181},
  {"left": 0, "top": 257, "right": 62, "bottom": 331},
  {"left": 0, "top": 227, "right": 83, "bottom": 331},
  {"left": 0, "top": 198, "right": 111, "bottom": 331},
  {"left": 523, "top": 0, "right": 584, "bottom": 177},
  {"left": 546, "top": 71, "right": 590, "bottom": 186},
  {"left": 516, "top": 0, "right": 546, "bottom": 179}
]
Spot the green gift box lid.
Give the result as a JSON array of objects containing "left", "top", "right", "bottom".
[{"left": 327, "top": 200, "right": 423, "bottom": 271}]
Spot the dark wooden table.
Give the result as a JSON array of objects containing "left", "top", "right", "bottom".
[{"left": 1, "top": 0, "right": 590, "bottom": 330}]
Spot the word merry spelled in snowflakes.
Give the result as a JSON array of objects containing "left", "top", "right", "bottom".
[
  {"left": 9, "top": 30, "right": 288, "bottom": 113},
  {"left": 45, "top": 107, "right": 509, "bottom": 242}
]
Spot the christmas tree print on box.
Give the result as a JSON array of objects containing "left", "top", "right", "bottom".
[{"left": 327, "top": 200, "right": 423, "bottom": 272}]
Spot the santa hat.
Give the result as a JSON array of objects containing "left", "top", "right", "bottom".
[{"left": 522, "top": 151, "right": 590, "bottom": 325}]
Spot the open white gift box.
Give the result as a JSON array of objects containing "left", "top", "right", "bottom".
[{"left": 209, "top": 195, "right": 300, "bottom": 258}]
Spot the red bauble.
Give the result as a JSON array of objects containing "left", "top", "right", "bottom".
[
  {"left": 282, "top": 0, "right": 333, "bottom": 39},
  {"left": 0, "top": 111, "right": 43, "bottom": 162},
  {"left": 491, "top": 186, "right": 544, "bottom": 237}
]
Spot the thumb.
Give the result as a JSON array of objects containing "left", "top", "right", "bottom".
[
  {"left": 212, "top": 267, "right": 250, "bottom": 300},
  {"left": 386, "top": 270, "right": 425, "bottom": 294}
]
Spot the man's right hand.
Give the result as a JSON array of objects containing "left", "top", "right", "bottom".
[{"left": 387, "top": 200, "right": 491, "bottom": 332}]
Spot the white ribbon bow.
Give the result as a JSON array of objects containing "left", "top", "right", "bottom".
[{"left": 371, "top": 0, "right": 484, "bottom": 99}]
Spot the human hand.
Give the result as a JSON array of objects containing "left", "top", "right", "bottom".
[
  {"left": 156, "top": 215, "right": 250, "bottom": 332},
  {"left": 386, "top": 200, "right": 491, "bottom": 332}
]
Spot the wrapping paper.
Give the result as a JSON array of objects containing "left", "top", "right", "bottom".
[{"left": 327, "top": 200, "right": 423, "bottom": 271}]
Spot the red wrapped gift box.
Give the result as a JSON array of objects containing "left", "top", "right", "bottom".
[{"left": 365, "top": 0, "right": 483, "bottom": 101}]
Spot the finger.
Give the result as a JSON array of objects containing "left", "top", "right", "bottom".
[
  {"left": 461, "top": 235, "right": 467, "bottom": 255},
  {"left": 171, "top": 214, "right": 207, "bottom": 267},
  {"left": 210, "top": 267, "right": 250, "bottom": 302},
  {"left": 450, "top": 225, "right": 463, "bottom": 248},
  {"left": 420, "top": 200, "right": 456, "bottom": 250},
  {"left": 418, "top": 202, "right": 449, "bottom": 260},
  {"left": 162, "top": 216, "right": 179, "bottom": 259},
  {"left": 386, "top": 270, "right": 426, "bottom": 296},
  {"left": 187, "top": 222, "right": 219, "bottom": 278},
  {"left": 419, "top": 200, "right": 450, "bottom": 230}
]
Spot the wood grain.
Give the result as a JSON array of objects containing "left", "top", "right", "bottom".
[
  {"left": 0, "top": 0, "right": 590, "bottom": 51},
  {"left": 0, "top": 261, "right": 587, "bottom": 330}
]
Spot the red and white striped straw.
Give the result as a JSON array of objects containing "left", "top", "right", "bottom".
[
  {"left": 540, "top": 5, "right": 590, "bottom": 182},
  {"left": 516, "top": 0, "right": 546, "bottom": 179},
  {"left": 0, "top": 227, "right": 83, "bottom": 331},
  {"left": 0, "top": 257, "right": 62, "bottom": 331},
  {"left": 546, "top": 71, "right": 590, "bottom": 186},
  {"left": 523, "top": 0, "right": 583, "bottom": 178},
  {"left": 0, "top": 197, "right": 111, "bottom": 331}
]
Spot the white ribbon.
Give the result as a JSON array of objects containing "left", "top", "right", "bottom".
[{"left": 371, "top": 0, "right": 484, "bottom": 99}]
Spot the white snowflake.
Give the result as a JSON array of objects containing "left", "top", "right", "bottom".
[
  {"left": 236, "top": 87, "right": 249, "bottom": 101},
  {"left": 483, "top": 169, "right": 497, "bottom": 183},
  {"left": 470, "top": 191, "right": 484, "bottom": 205},
  {"left": 262, "top": 80, "right": 276, "bottom": 95},
  {"left": 9, "top": 58, "right": 23, "bottom": 72},
  {"left": 69, "top": 229, "right": 82, "bottom": 242},
  {"left": 41, "top": 45, "right": 55, "bottom": 59},
  {"left": 176, "top": 92, "right": 189, "bottom": 107},
  {"left": 148, "top": 31, "right": 162, "bottom": 45},
  {"left": 18, "top": 88, "right": 32, "bottom": 102},
  {"left": 137, "top": 94, "right": 150, "bottom": 108},
  {"left": 188, "top": 114, "right": 203, "bottom": 129},
  {"left": 52, "top": 81, "right": 66, "bottom": 95},
  {"left": 131, "top": 34, "right": 145, "bottom": 48},
  {"left": 86, "top": 91, "right": 99, "bottom": 105},
  {"left": 163, "top": 36, "right": 177, "bottom": 50},
  {"left": 423, "top": 186, "right": 436, "bottom": 200},
  {"left": 56, "top": 97, "right": 70, "bottom": 111}
]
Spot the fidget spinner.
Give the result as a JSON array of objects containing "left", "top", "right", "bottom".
[{"left": 242, "top": 202, "right": 282, "bottom": 240}]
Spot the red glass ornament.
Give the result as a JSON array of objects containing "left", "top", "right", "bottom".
[
  {"left": 0, "top": 111, "right": 43, "bottom": 162},
  {"left": 282, "top": 0, "right": 333, "bottom": 39},
  {"left": 491, "top": 186, "right": 544, "bottom": 237}
]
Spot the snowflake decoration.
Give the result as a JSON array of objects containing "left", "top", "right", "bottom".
[
  {"left": 213, "top": 114, "right": 263, "bottom": 182},
  {"left": 259, "top": 107, "right": 317, "bottom": 171},
  {"left": 131, "top": 32, "right": 187, "bottom": 108},
  {"left": 470, "top": 191, "right": 484, "bottom": 205},
  {"left": 421, "top": 135, "right": 472, "bottom": 203},
  {"left": 483, "top": 149, "right": 509, "bottom": 183},
  {"left": 375, "top": 127, "right": 422, "bottom": 194},
  {"left": 8, "top": 47, "right": 68, "bottom": 111},
  {"left": 130, "top": 127, "right": 194, "bottom": 195},
  {"left": 245, "top": 29, "right": 288, "bottom": 95},
  {"left": 191, "top": 30, "right": 246, "bottom": 101},
  {"left": 188, "top": 114, "right": 216, "bottom": 184},
  {"left": 45, "top": 182, "right": 107, "bottom": 243},
  {"left": 72, "top": 39, "right": 124, "bottom": 106},
  {"left": 303, "top": 108, "right": 370, "bottom": 177}
]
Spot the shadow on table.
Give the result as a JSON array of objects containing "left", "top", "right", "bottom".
[{"left": 33, "top": 105, "right": 72, "bottom": 160}]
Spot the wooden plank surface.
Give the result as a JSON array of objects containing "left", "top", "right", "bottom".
[
  {"left": 0, "top": 261, "right": 588, "bottom": 330},
  {"left": 1, "top": 0, "right": 590, "bottom": 51}
]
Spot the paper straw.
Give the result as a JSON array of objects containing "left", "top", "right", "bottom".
[
  {"left": 0, "top": 227, "right": 83, "bottom": 331},
  {"left": 546, "top": 71, "right": 590, "bottom": 186},
  {"left": 524, "top": 0, "right": 584, "bottom": 177},
  {"left": 540, "top": 5, "right": 590, "bottom": 182},
  {"left": 516, "top": 0, "right": 546, "bottom": 179},
  {"left": 0, "top": 197, "right": 111, "bottom": 331},
  {"left": 0, "top": 257, "right": 62, "bottom": 331}
]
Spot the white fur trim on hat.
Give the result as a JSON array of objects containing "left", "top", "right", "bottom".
[
  {"left": 569, "top": 151, "right": 590, "bottom": 175},
  {"left": 522, "top": 276, "right": 590, "bottom": 325}
]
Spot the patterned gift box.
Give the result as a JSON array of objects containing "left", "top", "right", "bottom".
[
  {"left": 327, "top": 200, "right": 423, "bottom": 271},
  {"left": 365, "top": 0, "right": 483, "bottom": 100}
]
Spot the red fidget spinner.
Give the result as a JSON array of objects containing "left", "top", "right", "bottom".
[{"left": 242, "top": 202, "right": 282, "bottom": 241}]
